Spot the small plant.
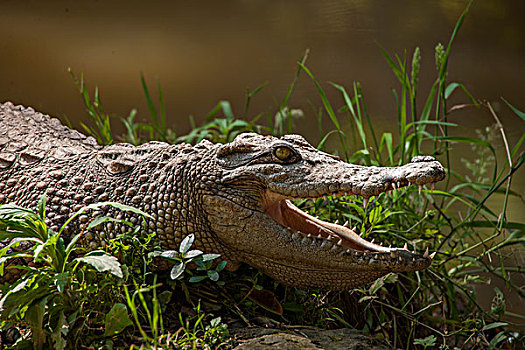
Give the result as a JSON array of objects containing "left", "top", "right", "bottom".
[
  {"left": 68, "top": 68, "right": 115, "bottom": 145},
  {"left": 414, "top": 335, "right": 437, "bottom": 349},
  {"left": 174, "top": 301, "right": 231, "bottom": 349},
  {"left": 150, "top": 233, "right": 227, "bottom": 284}
]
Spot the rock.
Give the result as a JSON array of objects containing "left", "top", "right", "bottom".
[{"left": 232, "top": 326, "right": 389, "bottom": 350}]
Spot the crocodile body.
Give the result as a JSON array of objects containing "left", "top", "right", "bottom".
[{"left": 0, "top": 102, "right": 445, "bottom": 289}]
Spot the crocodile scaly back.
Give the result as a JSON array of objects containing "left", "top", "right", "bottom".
[{"left": 0, "top": 101, "right": 100, "bottom": 170}]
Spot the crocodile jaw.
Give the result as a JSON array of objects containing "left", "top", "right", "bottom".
[{"left": 262, "top": 191, "right": 433, "bottom": 269}]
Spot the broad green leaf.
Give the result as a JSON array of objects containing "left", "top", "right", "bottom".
[
  {"left": 201, "top": 253, "right": 221, "bottom": 262},
  {"left": 216, "top": 260, "right": 227, "bottom": 272},
  {"left": 179, "top": 234, "right": 195, "bottom": 254},
  {"left": 170, "top": 261, "right": 185, "bottom": 280},
  {"left": 445, "top": 82, "right": 460, "bottom": 99},
  {"left": 185, "top": 249, "right": 203, "bottom": 259},
  {"left": 76, "top": 254, "right": 123, "bottom": 278},
  {"left": 207, "top": 270, "right": 219, "bottom": 281},
  {"left": 104, "top": 303, "right": 133, "bottom": 336},
  {"left": 189, "top": 275, "right": 207, "bottom": 283},
  {"left": 158, "top": 250, "right": 179, "bottom": 259}
]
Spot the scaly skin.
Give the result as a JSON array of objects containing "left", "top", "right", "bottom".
[{"left": 0, "top": 102, "right": 445, "bottom": 289}]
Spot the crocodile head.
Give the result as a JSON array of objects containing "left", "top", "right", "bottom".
[{"left": 202, "top": 133, "right": 445, "bottom": 290}]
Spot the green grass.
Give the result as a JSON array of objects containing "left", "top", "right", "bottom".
[{"left": 1, "top": 0, "right": 524, "bottom": 348}]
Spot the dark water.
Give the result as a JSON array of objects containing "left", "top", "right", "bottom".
[{"left": 1, "top": 0, "right": 524, "bottom": 316}]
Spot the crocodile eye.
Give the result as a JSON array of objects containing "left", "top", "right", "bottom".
[{"left": 274, "top": 146, "right": 293, "bottom": 161}]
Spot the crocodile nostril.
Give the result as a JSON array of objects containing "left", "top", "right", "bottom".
[{"left": 410, "top": 155, "right": 435, "bottom": 163}]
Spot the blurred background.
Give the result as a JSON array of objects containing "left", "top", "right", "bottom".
[
  {"left": 0, "top": 0, "right": 524, "bottom": 320},
  {"left": 1, "top": 0, "right": 522, "bottom": 209},
  {"left": 1, "top": 1, "right": 523, "bottom": 138}
]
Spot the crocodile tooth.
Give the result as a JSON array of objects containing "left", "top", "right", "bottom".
[
  {"left": 307, "top": 234, "right": 312, "bottom": 238},
  {"left": 388, "top": 245, "right": 391, "bottom": 248},
  {"left": 334, "top": 220, "right": 339, "bottom": 225},
  {"left": 327, "top": 235, "right": 332, "bottom": 241},
  {"left": 429, "top": 252, "right": 437, "bottom": 259},
  {"left": 390, "top": 251, "right": 396, "bottom": 258},
  {"left": 352, "top": 226, "right": 357, "bottom": 231},
  {"left": 392, "top": 183, "right": 397, "bottom": 190},
  {"left": 403, "top": 243, "right": 408, "bottom": 250},
  {"left": 398, "top": 256, "right": 403, "bottom": 262},
  {"left": 317, "top": 234, "right": 323, "bottom": 239},
  {"left": 397, "top": 181, "right": 401, "bottom": 188},
  {"left": 320, "top": 240, "right": 331, "bottom": 249},
  {"left": 331, "top": 244, "right": 339, "bottom": 251},
  {"left": 343, "top": 221, "right": 349, "bottom": 227},
  {"left": 423, "top": 247, "right": 429, "bottom": 258},
  {"left": 368, "top": 258, "right": 377, "bottom": 265},
  {"left": 371, "top": 238, "right": 375, "bottom": 243},
  {"left": 412, "top": 258, "right": 416, "bottom": 262},
  {"left": 418, "top": 185, "right": 423, "bottom": 195},
  {"left": 337, "top": 238, "right": 343, "bottom": 246}
]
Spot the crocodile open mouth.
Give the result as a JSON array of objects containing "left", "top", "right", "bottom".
[
  {"left": 263, "top": 190, "right": 435, "bottom": 259},
  {"left": 266, "top": 199, "right": 388, "bottom": 252}
]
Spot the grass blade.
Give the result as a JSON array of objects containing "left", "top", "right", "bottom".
[{"left": 298, "top": 62, "right": 348, "bottom": 159}]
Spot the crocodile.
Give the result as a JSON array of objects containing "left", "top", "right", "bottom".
[{"left": 0, "top": 102, "right": 445, "bottom": 289}]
